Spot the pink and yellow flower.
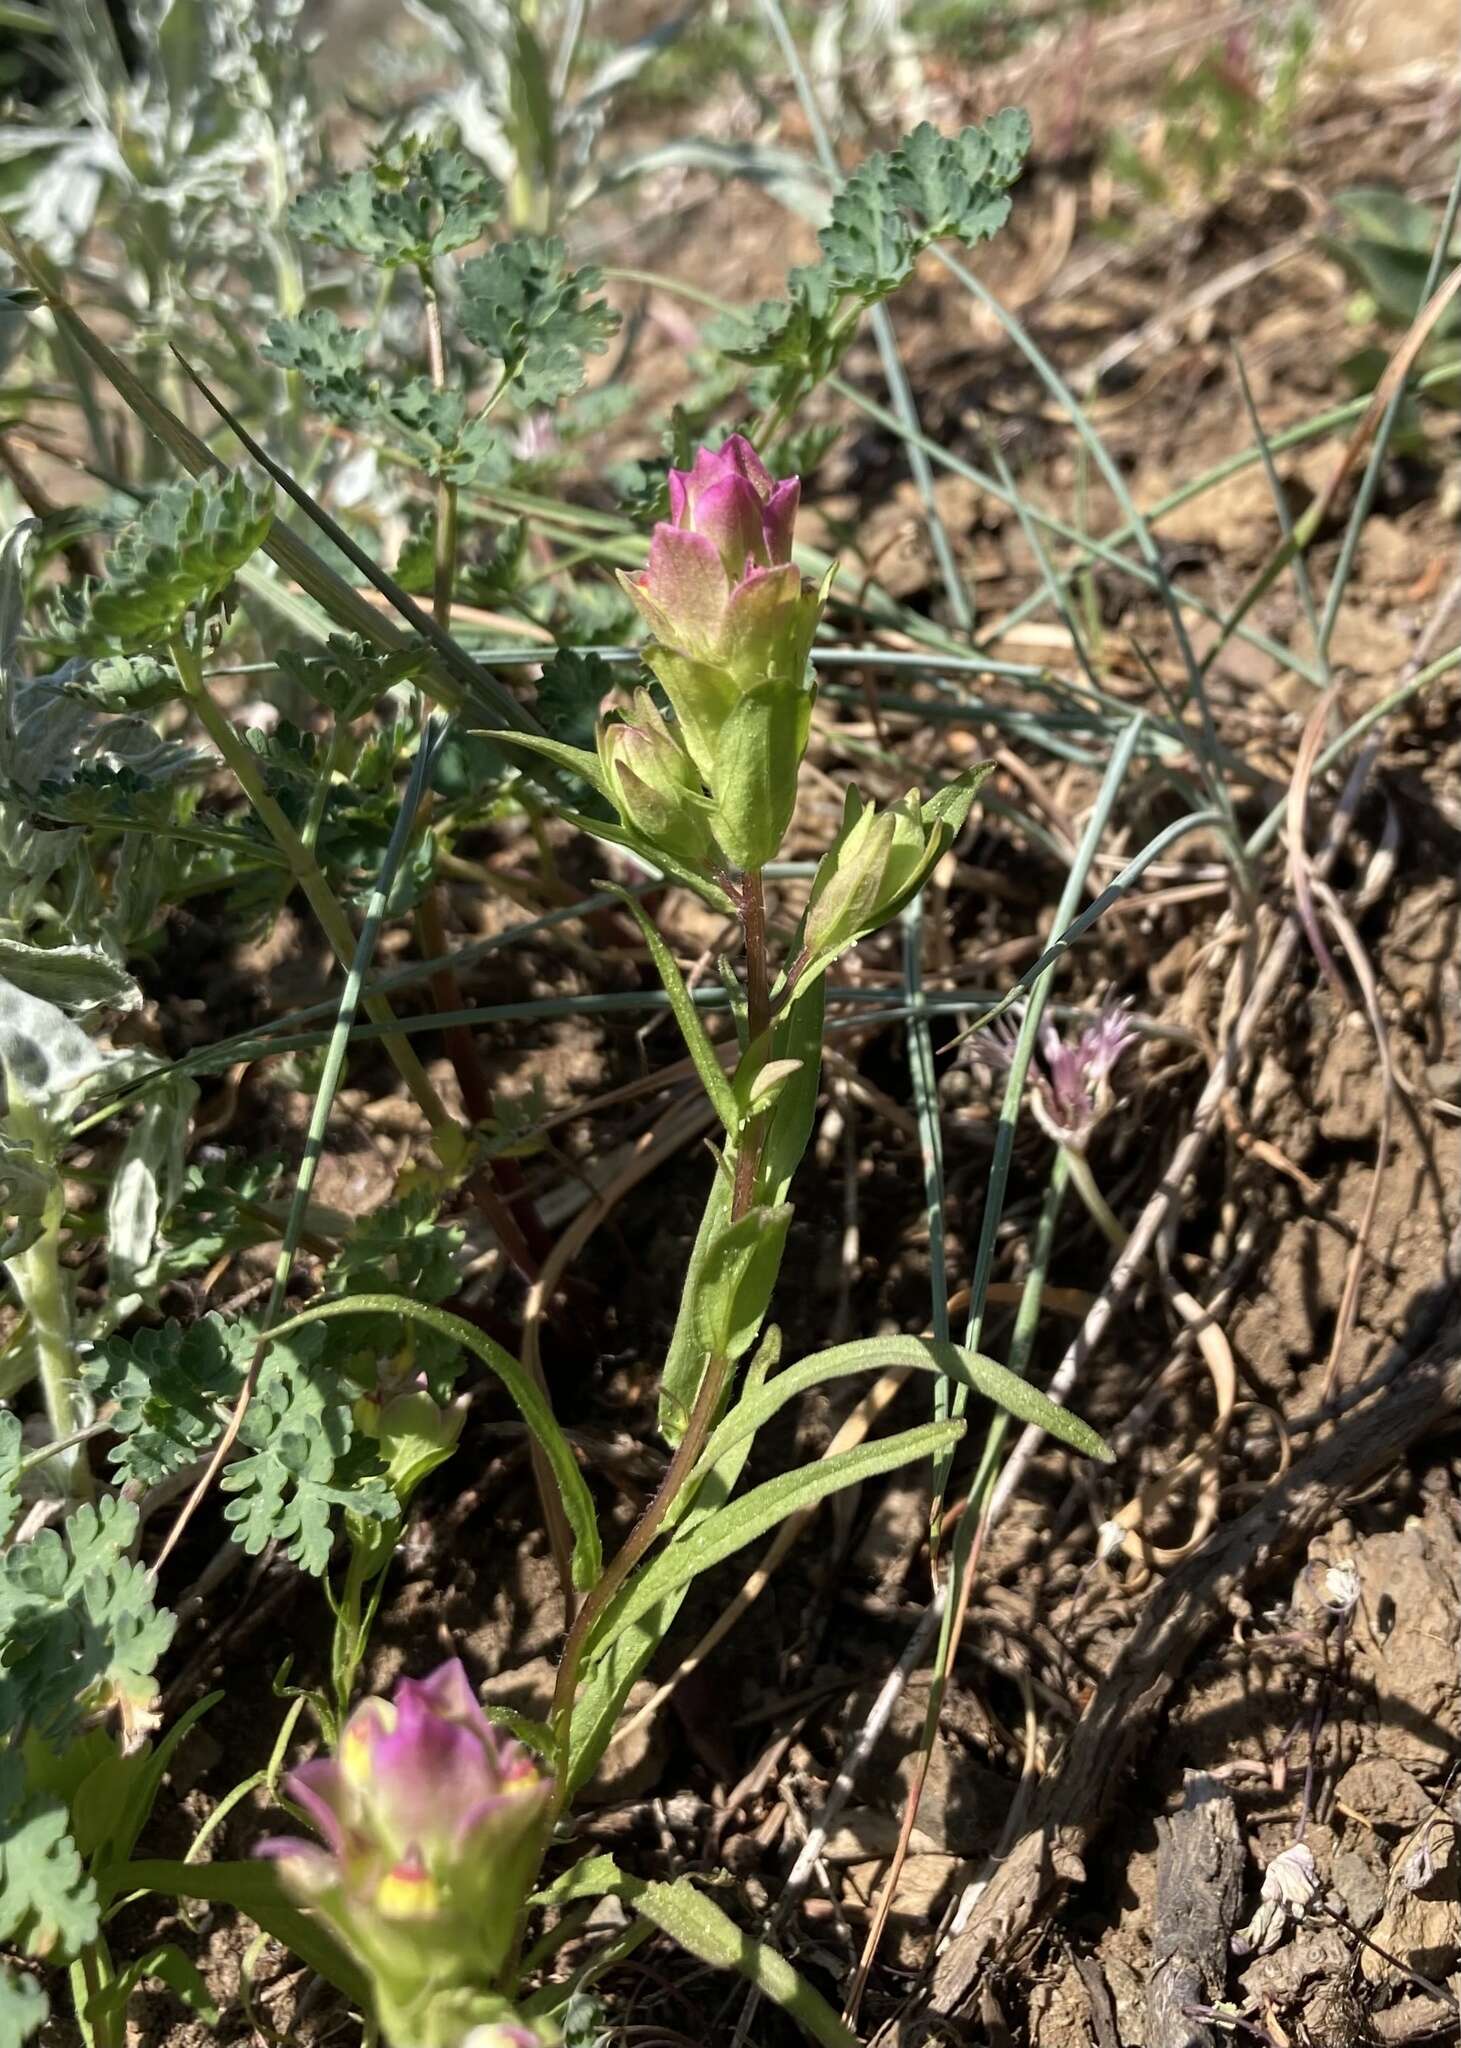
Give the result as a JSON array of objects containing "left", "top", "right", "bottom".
[{"left": 259, "top": 1659, "right": 549, "bottom": 2030}]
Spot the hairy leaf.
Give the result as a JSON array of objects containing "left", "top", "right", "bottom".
[
  {"left": 459, "top": 237, "right": 620, "bottom": 405},
  {"left": 88, "top": 474, "right": 274, "bottom": 651}
]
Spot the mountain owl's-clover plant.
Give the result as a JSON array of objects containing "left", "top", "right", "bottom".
[{"left": 0, "top": 80, "right": 1123, "bottom": 2048}]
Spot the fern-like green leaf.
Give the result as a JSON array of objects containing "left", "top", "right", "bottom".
[
  {"left": 0, "top": 1497, "right": 175, "bottom": 1743},
  {"left": 88, "top": 474, "right": 274, "bottom": 652},
  {"left": 459, "top": 238, "right": 620, "bottom": 405},
  {"left": 290, "top": 145, "right": 502, "bottom": 267}
]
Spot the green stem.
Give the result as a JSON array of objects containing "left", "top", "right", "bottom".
[
  {"left": 1062, "top": 1144, "right": 1128, "bottom": 1251},
  {"left": 544, "top": 867, "right": 773, "bottom": 1803},
  {"left": 4, "top": 1104, "right": 90, "bottom": 1499}
]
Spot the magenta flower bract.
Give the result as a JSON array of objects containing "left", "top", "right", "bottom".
[
  {"left": 617, "top": 437, "right": 822, "bottom": 762},
  {"left": 259, "top": 1658, "right": 550, "bottom": 2033}
]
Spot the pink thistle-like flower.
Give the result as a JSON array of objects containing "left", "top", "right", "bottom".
[{"left": 976, "top": 1003, "right": 1137, "bottom": 1148}]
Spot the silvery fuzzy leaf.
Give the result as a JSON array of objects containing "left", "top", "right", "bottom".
[
  {"left": 105, "top": 1070, "right": 198, "bottom": 1313},
  {"left": 0, "top": 939, "right": 139, "bottom": 1019},
  {"left": 0, "top": 974, "right": 110, "bottom": 1120}
]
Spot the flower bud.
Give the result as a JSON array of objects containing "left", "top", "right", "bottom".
[
  {"left": 796, "top": 782, "right": 969, "bottom": 990},
  {"left": 597, "top": 688, "right": 720, "bottom": 871},
  {"left": 259, "top": 1659, "right": 550, "bottom": 2038}
]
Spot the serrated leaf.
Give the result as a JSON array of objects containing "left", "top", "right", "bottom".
[
  {"left": 0, "top": 1964, "right": 46, "bottom": 2048},
  {"left": 290, "top": 144, "right": 502, "bottom": 267},
  {"left": 84, "top": 1315, "right": 253, "bottom": 1489},
  {"left": 220, "top": 1329, "right": 395, "bottom": 1576},
  {"left": 459, "top": 237, "right": 620, "bottom": 405},
  {"left": 260, "top": 310, "right": 375, "bottom": 427},
  {"left": 820, "top": 156, "right": 915, "bottom": 297},
  {"left": 0, "top": 1496, "right": 175, "bottom": 1740},
  {"left": 275, "top": 634, "right": 428, "bottom": 719},
  {"left": 535, "top": 648, "right": 613, "bottom": 752},
  {"left": 884, "top": 110, "right": 1031, "bottom": 245},
  {"left": 89, "top": 473, "right": 274, "bottom": 652},
  {"left": 0, "top": 1793, "right": 98, "bottom": 1960}
]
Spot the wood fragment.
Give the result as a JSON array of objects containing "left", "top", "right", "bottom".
[
  {"left": 927, "top": 1323, "right": 1461, "bottom": 2016},
  {"left": 1146, "top": 1773, "right": 1243, "bottom": 2048}
]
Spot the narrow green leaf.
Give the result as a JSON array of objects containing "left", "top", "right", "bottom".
[
  {"left": 693, "top": 1333, "right": 1112, "bottom": 1479},
  {"left": 657, "top": 1168, "right": 732, "bottom": 1445},
  {"left": 568, "top": 1331, "right": 779, "bottom": 1793},
  {"left": 608, "top": 888, "right": 738, "bottom": 1133},
  {"left": 488, "top": 729, "right": 608, "bottom": 799},
  {"left": 116, "top": 1860, "right": 365, "bottom": 2006},
  {"left": 636, "top": 1877, "right": 855, "bottom": 2048},
  {"left": 760, "top": 974, "right": 825, "bottom": 1203},
  {"left": 563, "top": 1853, "right": 855, "bottom": 2048},
  {"left": 587, "top": 1419, "right": 963, "bottom": 1664}
]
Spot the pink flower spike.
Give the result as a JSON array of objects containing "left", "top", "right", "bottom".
[{"left": 641, "top": 526, "right": 730, "bottom": 660}]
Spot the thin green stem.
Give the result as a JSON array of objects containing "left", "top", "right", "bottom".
[{"left": 546, "top": 866, "right": 774, "bottom": 1773}]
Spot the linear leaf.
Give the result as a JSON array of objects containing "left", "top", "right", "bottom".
[
  {"left": 586, "top": 1419, "right": 963, "bottom": 1664},
  {"left": 692, "top": 1334, "right": 1113, "bottom": 1483},
  {"left": 609, "top": 888, "right": 737, "bottom": 1133}
]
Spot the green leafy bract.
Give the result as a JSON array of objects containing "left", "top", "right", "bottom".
[
  {"left": 88, "top": 475, "right": 274, "bottom": 652},
  {"left": 459, "top": 238, "right": 621, "bottom": 406},
  {"left": 290, "top": 145, "right": 502, "bottom": 267}
]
